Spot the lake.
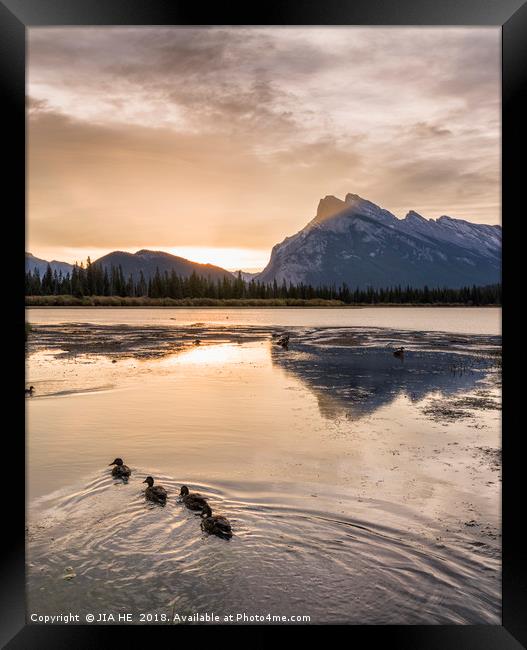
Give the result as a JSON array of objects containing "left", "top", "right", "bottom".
[
  {"left": 25, "top": 307, "right": 501, "bottom": 624},
  {"left": 27, "top": 305, "right": 501, "bottom": 334}
]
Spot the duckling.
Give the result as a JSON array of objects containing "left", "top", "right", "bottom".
[
  {"left": 393, "top": 346, "right": 405, "bottom": 358},
  {"left": 25, "top": 385, "right": 35, "bottom": 396},
  {"left": 143, "top": 476, "right": 167, "bottom": 504},
  {"left": 201, "top": 504, "right": 233, "bottom": 539},
  {"left": 179, "top": 485, "right": 209, "bottom": 511},
  {"left": 108, "top": 457, "right": 131, "bottom": 479}
]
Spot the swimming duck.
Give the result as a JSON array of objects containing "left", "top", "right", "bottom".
[
  {"left": 25, "top": 385, "right": 35, "bottom": 396},
  {"left": 143, "top": 476, "right": 167, "bottom": 504},
  {"left": 201, "top": 504, "right": 233, "bottom": 539},
  {"left": 393, "top": 347, "right": 405, "bottom": 358},
  {"left": 276, "top": 334, "right": 290, "bottom": 348},
  {"left": 108, "top": 457, "right": 131, "bottom": 479},
  {"left": 179, "top": 485, "right": 209, "bottom": 511}
]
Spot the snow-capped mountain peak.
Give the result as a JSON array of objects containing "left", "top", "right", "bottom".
[{"left": 258, "top": 193, "right": 501, "bottom": 289}]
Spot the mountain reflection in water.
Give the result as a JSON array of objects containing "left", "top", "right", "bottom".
[{"left": 271, "top": 339, "right": 498, "bottom": 421}]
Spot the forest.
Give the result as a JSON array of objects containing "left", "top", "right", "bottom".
[{"left": 25, "top": 259, "right": 502, "bottom": 306}]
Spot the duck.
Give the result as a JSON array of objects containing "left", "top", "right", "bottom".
[
  {"left": 393, "top": 347, "right": 405, "bottom": 358},
  {"left": 179, "top": 485, "right": 209, "bottom": 511},
  {"left": 201, "top": 504, "right": 233, "bottom": 539},
  {"left": 108, "top": 457, "right": 131, "bottom": 479},
  {"left": 194, "top": 339, "right": 201, "bottom": 345},
  {"left": 25, "top": 385, "right": 35, "bottom": 396},
  {"left": 143, "top": 476, "right": 167, "bottom": 504},
  {"left": 276, "top": 334, "right": 290, "bottom": 348}
]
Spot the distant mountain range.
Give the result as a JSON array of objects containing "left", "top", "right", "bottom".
[
  {"left": 26, "top": 250, "right": 232, "bottom": 281},
  {"left": 233, "top": 270, "right": 261, "bottom": 282},
  {"left": 258, "top": 194, "right": 501, "bottom": 289},
  {"left": 27, "top": 193, "right": 501, "bottom": 289},
  {"left": 25, "top": 253, "right": 74, "bottom": 277},
  {"left": 93, "top": 250, "right": 231, "bottom": 282}
]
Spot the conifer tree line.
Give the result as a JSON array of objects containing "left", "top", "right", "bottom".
[{"left": 25, "top": 258, "right": 502, "bottom": 305}]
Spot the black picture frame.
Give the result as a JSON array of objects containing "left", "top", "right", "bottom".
[{"left": 2, "top": 1, "right": 524, "bottom": 647}]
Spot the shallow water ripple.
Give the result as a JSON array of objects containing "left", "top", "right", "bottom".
[{"left": 27, "top": 470, "right": 500, "bottom": 624}]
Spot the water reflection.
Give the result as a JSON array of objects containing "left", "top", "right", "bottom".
[
  {"left": 26, "top": 325, "right": 501, "bottom": 625},
  {"left": 271, "top": 343, "right": 497, "bottom": 421},
  {"left": 159, "top": 341, "right": 266, "bottom": 367}
]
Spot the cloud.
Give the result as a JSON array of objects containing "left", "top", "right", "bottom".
[
  {"left": 28, "top": 107, "right": 346, "bottom": 250},
  {"left": 27, "top": 27, "right": 501, "bottom": 264},
  {"left": 408, "top": 122, "right": 453, "bottom": 138}
]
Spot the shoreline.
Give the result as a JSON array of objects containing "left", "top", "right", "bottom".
[{"left": 25, "top": 298, "right": 501, "bottom": 309}]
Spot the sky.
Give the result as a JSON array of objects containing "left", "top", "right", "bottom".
[{"left": 28, "top": 27, "right": 500, "bottom": 271}]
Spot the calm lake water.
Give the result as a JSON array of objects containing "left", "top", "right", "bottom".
[
  {"left": 26, "top": 308, "right": 501, "bottom": 624},
  {"left": 27, "top": 306, "right": 501, "bottom": 334}
]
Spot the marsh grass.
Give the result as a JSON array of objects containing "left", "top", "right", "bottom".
[
  {"left": 25, "top": 295, "right": 345, "bottom": 307},
  {"left": 25, "top": 295, "right": 499, "bottom": 308}
]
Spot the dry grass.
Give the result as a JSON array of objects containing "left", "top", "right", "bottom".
[
  {"left": 25, "top": 295, "right": 500, "bottom": 308},
  {"left": 25, "top": 295, "right": 345, "bottom": 307}
]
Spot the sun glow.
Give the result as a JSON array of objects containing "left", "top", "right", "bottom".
[
  {"left": 166, "top": 247, "right": 268, "bottom": 272},
  {"left": 161, "top": 342, "right": 268, "bottom": 367},
  {"left": 30, "top": 246, "right": 269, "bottom": 273}
]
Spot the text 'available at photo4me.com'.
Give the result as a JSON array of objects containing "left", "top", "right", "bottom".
[{"left": 30, "top": 612, "right": 312, "bottom": 624}]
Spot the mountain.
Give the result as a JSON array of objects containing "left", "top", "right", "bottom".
[
  {"left": 257, "top": 194, "right": 501, "bottom": 289},
  {"left": 234, "top": 270, "right": 261, "bottom": 282},
  {"left": 26, "top": 253, "right": 73, "bottom": 276},
  {"left": 93, "top": 249, "right": 232, "bottom": 281}
]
